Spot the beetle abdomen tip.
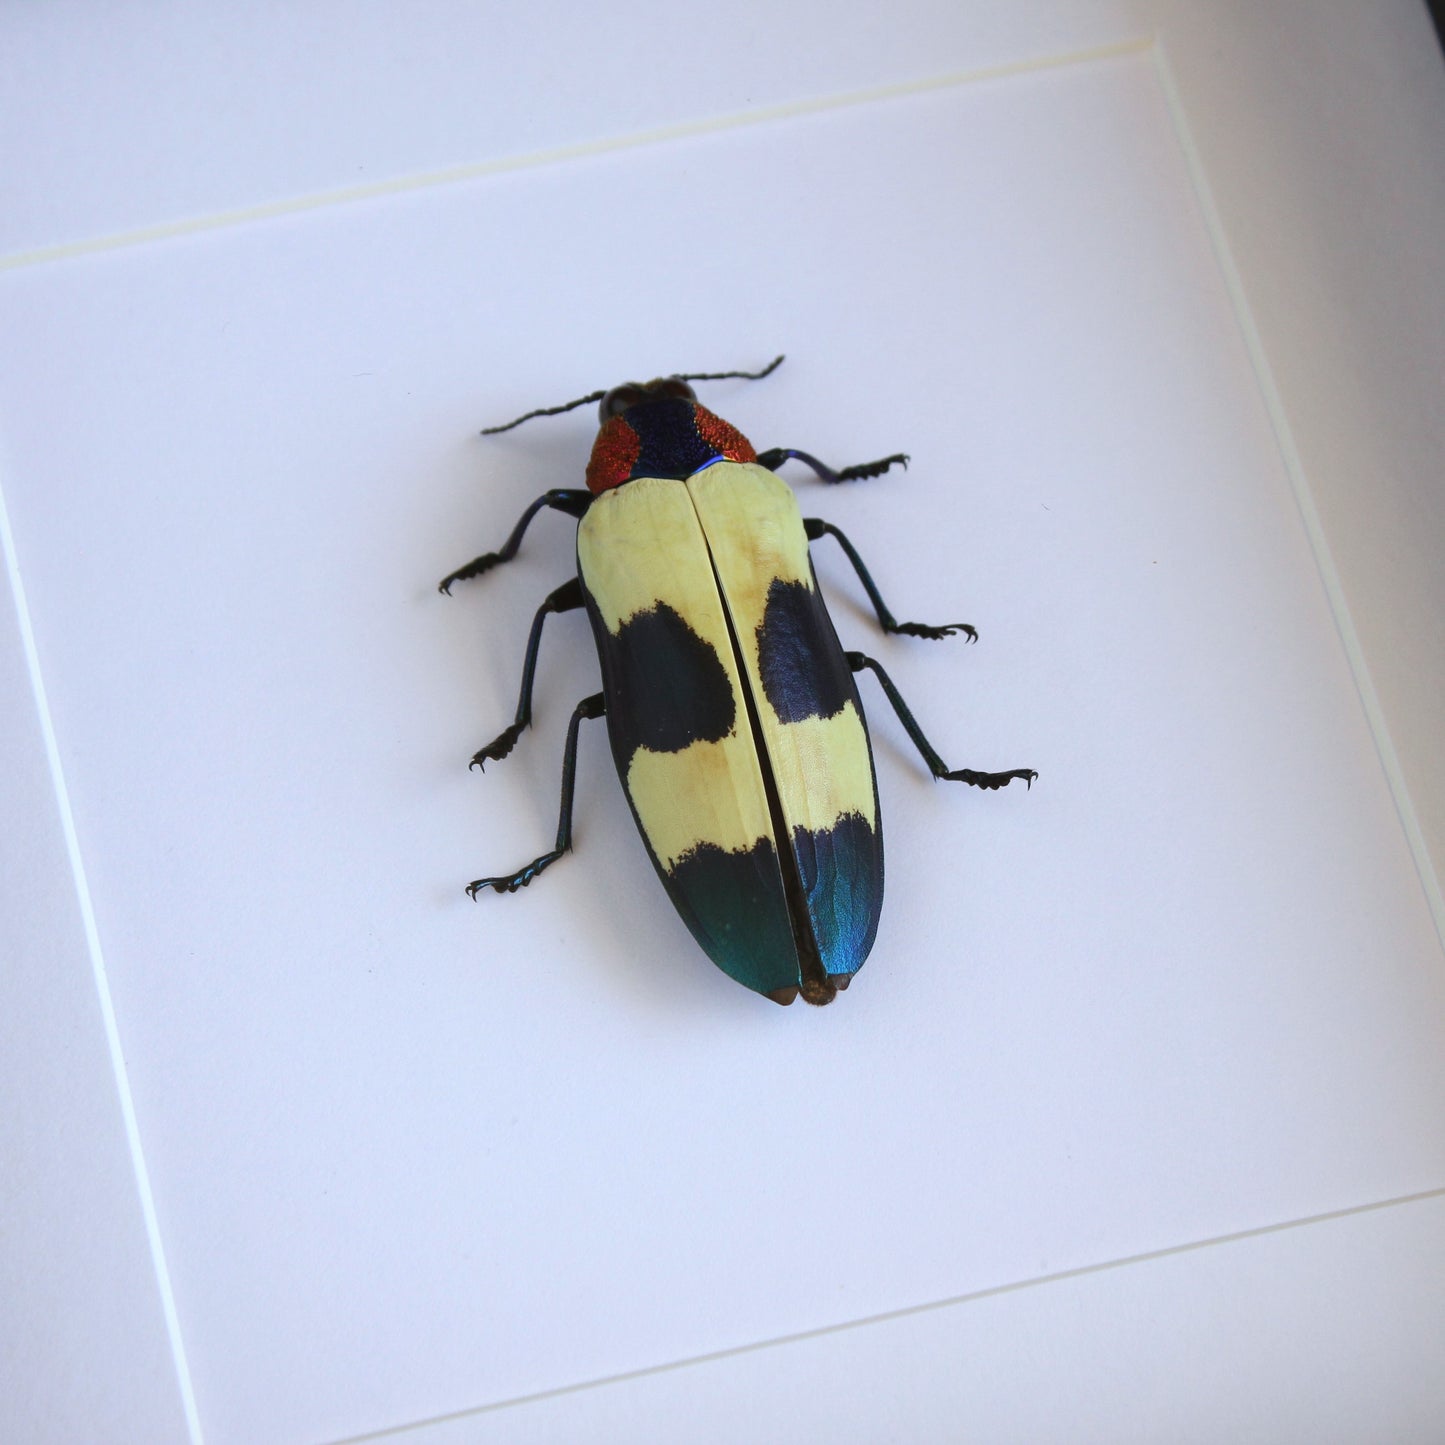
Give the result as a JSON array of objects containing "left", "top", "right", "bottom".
[{"left": 799, "top": 976, "right": 838, "bottom": 1007}]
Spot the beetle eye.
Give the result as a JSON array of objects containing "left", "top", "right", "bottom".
[
  {"left": 601, "top": 384, "right": 645, "bottom": 420},
  {"left": 652, "top": 377, "right": 697, "bottom": 402}
]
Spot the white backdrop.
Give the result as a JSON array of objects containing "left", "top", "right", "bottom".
[{"left": 4, "top": 6, "right": 1444, "bottom": 1443}]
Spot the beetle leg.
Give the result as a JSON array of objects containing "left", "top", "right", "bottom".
[
  {"left": 466, "top": 692, "right": 607, "bottom": 896},
  {"left": 439, "top": 489, "right": 591, "bottom": 593},
  {"left": 847, "top": 652, "right": 1036, "bottom": 790},
  {"left": 755, "top": 448, "right": 909, "bottom": 484},
  {"left": 472, "top": 578, "right": 585, "bottom": 769},
  {"left": 804, "top": 518, "right": 976, "bottom": 642}
]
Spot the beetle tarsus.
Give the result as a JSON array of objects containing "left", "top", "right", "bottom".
[
  {"left": 471, "top": 722, "right": 524, "bottom": 770},
  {"left": 835, "top": 452, "right": 909, "bottom": 481},
  {"left": 439, "top": 553, "right": 503, "bottom": 593},
  {"left": 889, "top": 620, "right": 978, "bottom": 642},
  {"left": 467, "top": 850, "right": 563, "bottom": 896},
  {"left": 943, "top": 767, "right": 1038, "bottom": 791}
]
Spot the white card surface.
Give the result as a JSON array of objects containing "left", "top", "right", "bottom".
[{"left": 3, "top": 44, "right": 1442, "bottom": 1445}]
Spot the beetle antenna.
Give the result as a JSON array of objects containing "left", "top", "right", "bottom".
[
  {"left": 481, "top": 390, "right": 608, "bottom": 436},
  {"left": 675, "top": 354, "right": 785, "bottom": 384},
  {"left": 480, "top": 356, "right": 783, "bottom": 435}
]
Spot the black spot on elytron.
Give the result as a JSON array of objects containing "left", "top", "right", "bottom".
[
  {"left": 755, "top": 578, "right": 854, "bottom": 723},
  {"left": 607, "top": 601, "right": 735, "bottom": 753}
]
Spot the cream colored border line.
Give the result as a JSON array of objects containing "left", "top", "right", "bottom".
[
  {"left": 1150, "top": 40, "right": 1445, "bottom": 951},
  {"left": 0, "top": 38, "right": 1149, "bottom": 273},
  {"left": 327, "top": 1185, "right": 1445, "bottom": 1444},
  {"left": 0, "top": 477, "right": 206, "bottom": 1443}
]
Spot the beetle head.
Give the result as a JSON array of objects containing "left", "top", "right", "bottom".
[{"left": 598, "top": 375, "right": 698, "bottom": 420}]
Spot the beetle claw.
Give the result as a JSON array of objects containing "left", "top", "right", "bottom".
[
  {"left": 471, "top": 723, "right": 524, "bottom": 770},
  {"left": 466, "top": 849, "right": 563, "bottom": 897},
  {"left": 943, "top": 766, "right": 1038, "bottom": 791},
  {"left": 438, "top": 552, "right": 503, "bottom": 594},
  {"left": 835, "top": 452, "right": 909, "bottom": 482},
  {"left": 891, "top": 620, "right": 977, "bottom": 642}
]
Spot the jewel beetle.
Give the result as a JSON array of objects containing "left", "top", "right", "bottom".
[{"left": 441, "top": 357, "right": 1035, "bottom": 1005}]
